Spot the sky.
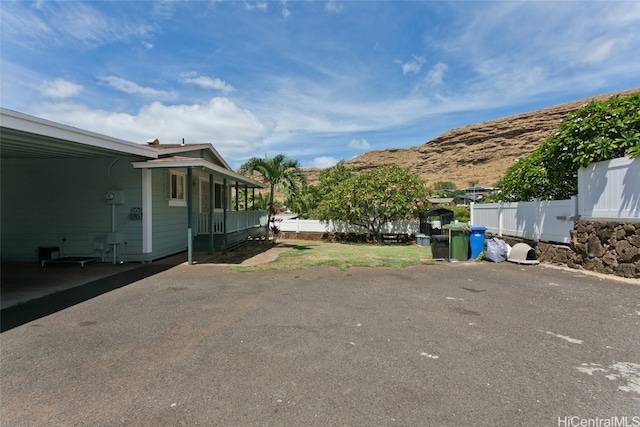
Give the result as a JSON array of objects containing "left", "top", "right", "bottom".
[{"left": 1, "top": 1, "right": 639, "bottom": 170}]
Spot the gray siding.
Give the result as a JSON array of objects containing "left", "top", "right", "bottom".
[
  {"left": 1, "top": 157, "right": 143, "bottom": 262},
  {"left": 148, "top": 168, "right": 188, "bottom": 260}
]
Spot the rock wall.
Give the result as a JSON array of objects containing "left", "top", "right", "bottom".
[{"left": 529, "top": 221, "right": 640, "bottom": 279}]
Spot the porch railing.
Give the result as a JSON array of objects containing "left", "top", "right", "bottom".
[{"left": 193, "top": 210, "right": 267, "bottom": 235}]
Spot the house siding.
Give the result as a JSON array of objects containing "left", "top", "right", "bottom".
[
  {"left": 148, "top": 168, "right": 189, "bottom": 260},
  {"left": 1, "top": 156, "right": 144, "bottom": 262}
]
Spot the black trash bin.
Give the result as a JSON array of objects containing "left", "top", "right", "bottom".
[{"left": 431, "top": 235, "right": 449, "bottom": 260}]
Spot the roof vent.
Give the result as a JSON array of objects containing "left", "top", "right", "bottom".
[{"left": 147, "top": 138, "right": 160, "bottom": 145}]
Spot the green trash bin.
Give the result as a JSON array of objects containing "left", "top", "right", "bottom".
[{"left": 444, "top": 224, "right": 469, "bottom": 261}]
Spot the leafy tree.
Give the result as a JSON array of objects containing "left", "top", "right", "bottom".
[
  {"left": 433, "top": 181, "right": 457, "bottom": 191},
  {"left": 287, "top": 161, "right": 354, "bottom": 219},
  {"left": 495, "top": 150, "right": 552, "bottom": 201},
  {"left": 497, "top": 93, "right": 640, "bottom": 201},
  {"left": 286, "top": 184, "right": 319, "bottom": 219},
  {"left": 239, "top": 154, "right": 306, "bottom": 231},
  {"left": 316, "top": 164, "right": 429, "bottom": 242},
  {"left": 250, "top": 192, "right": 270, "bottom": 211},
  {"left": 316, "top": 161, "right": 355, "bottom": 196},
  {"left": 449, "top": 206, "right": 470, "bottom": 223}
]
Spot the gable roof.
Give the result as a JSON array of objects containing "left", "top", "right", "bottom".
[{"left": 153, "top": 143, "right": 232, "bottom": 170}]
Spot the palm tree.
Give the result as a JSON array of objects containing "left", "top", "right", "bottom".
[{"left": 239, "top": 154, "right": 306, "bottom": 240}]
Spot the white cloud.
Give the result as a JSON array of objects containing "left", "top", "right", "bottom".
[
  {"left": 243, "top": 2, "right": 268, "bottom": 12},
  {"left": 98, "top": 76, "right": 169, "bottom": 97},
  {"left": 1, "top": 1, "right": 153, "bottom": 48},
  {"left": 183, "top": 74, "right": 235, "bottom": 93},
  {"left": 348, "top": 138, "right": 371, "bottom": 150},
  {"left": 309, "top": 156, "right": 339, "bottom": 169},
  {"left": 581, "top": 37, "right": 619, "bottom": 65},
  {"left": 397, "top": 56, "right": 426, "bottom": 75},
  {"left": 39, "top": 78, "right": 83, "bottom": 99},
  {"left": 424, "top": 62, "right": 448, "bottom": 87},
  {"left": 281, "top": 1, "right": 291, "bottom": 19},
  {"left": 325, "top": 1, "right": 343, "bottom": 13},
  {"left": 35, "top": 97, "right": 267, "bottom": 159}
]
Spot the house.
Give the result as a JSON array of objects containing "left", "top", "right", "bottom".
[
  {"left": 0, "top": 108, "right": 266, "bottom": 265},
  {"left": 426, "top": 197, "right": 455, "bottom": 207}
]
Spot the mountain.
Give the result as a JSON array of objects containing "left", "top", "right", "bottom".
[{"left": 302, "top": 87, "right": 640, "bottom": 189}]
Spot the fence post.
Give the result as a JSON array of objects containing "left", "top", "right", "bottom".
[
  {"left": 296, "top": 218, "right": 300, "bottom": 233},
  {"left": 533, "top": 199, "right": 542, "bottom": 243},
  {"left": 470, "top": 202, "right": 475, "bottom": 225},
  {"left": 498, "top": 201, "right": 503, "bottom": 236},
  {"left": 571, "top": 195, "right": 579, "bottom": 218}
]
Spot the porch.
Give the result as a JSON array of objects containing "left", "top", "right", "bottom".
[
  {"left": 192, "top": 210, "right": 268, "bottom": 252},
  {"left": 193, "top": 210, "right": 267, "bottom": 235}
]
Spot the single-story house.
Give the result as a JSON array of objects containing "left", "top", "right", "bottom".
[
  {"left": 0, "top": 108, "right": 266, "bottom": 265},
  {"left": 426, "top": 197, "right": 455, "bottom": 207}
]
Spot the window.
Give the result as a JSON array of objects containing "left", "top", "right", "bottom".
[{"left": 169, "top": 171, "right": 186, "bottom": 206}]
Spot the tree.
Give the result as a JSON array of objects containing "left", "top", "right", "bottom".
[
  {"left": 316, "top": 161, "right": 355, "bottom": 197},
  {"left": 285, "top": 184, "right": 318, "bottom": 219},
  {"left": 495, "top": 150, "right": 551, "bottom": 201},
  {"left": 287, "top": 160, "right": 354, "bottom": 219},
  {"left": 239, "top": 154, "right": 306, "bottom": 237},
  {"left": 433, "top": 181, "right": 457, "bottom": 191},
  {"left": 497, "top": 92, "right": 640, "bottom": 201},
  {"left": 316, "top": 164, "right": 429, "bottom": 243}
]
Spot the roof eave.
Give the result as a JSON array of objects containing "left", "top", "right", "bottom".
[
  {"left": 0, "top": 108, "right": 158, "bottom": 159},
  {"left": 131, "top": 158, "right": 265, "bottom": 188}
]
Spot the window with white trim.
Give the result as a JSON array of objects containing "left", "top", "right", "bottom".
[{"left": 169, "top": 171, "right": 186, "bottom": 206}]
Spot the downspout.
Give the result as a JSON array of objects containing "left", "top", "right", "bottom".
[{"left": 187, "top": 167, "right": 193, "bottom": 265}]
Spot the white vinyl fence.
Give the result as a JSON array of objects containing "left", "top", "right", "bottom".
[
  {"left": 470, "top": 156, "right": 639, "bottom": 244},
  {"left": 578, "top": 156, "right": 640, "bottom": 220},
  {"left": 470, "top": 199, "right": 577, "bottom": 244},
  {"left": 278, "top": 218, "right": 420, "bottom": 235}
]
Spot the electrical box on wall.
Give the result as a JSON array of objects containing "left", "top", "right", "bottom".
[{"left": 105, "top": 190, "right": 125, "bottom": 205}]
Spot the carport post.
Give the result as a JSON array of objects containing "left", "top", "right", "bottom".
[
  {"left": 209, "top": 173, "right": 214, "bottom": 254},
  {"left": 187, "top": 167, "right": 193, "bottom": 265},
  {"left": 223, "top": 178, "right": 228, "bottom": 250}
]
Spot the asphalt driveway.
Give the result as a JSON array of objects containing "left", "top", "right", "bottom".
[{"left": 1, "top": 261, "right": 639, "bottom": 426}]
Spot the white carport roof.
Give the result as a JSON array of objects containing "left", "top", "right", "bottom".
[
  {"left": 1, "top": 108, "right": 264, "bottom": 189},
  {"left": 0, "top": 108, "right": 157, "bottom": 159}
]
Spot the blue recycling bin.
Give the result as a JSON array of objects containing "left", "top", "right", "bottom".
[{"left": 469, "top": 226, "right": 487, "bottom": 259}]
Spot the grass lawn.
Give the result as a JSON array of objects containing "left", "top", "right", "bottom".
[{"left": 234, "top": 240, "right": 435, "bottom": 271}]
